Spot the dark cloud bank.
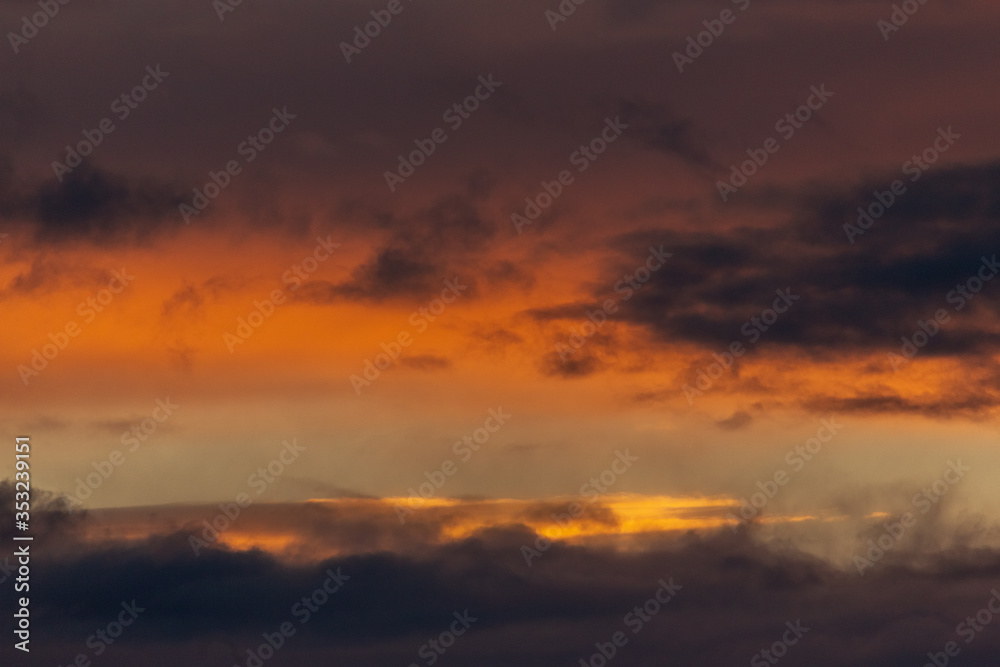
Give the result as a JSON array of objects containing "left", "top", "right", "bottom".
[{"left": 4, "top": 482, "right": 1000, "bottom": 666}]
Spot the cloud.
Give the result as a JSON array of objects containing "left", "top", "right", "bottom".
[
  {"left": 618, "top": 98, "right": 718, "bottom": 171},
  {"left": 2, "top": 164, "right": 188, "bottom": 246},
  {"left": 801, "top": 393, "right": 999, "bottom": 419},
  {"left": 301, "top": 193, "right": 493, "bottom": 303},
  {"left": 540, "top": 349, "right": 604, "bottom": 378},
  {"left": 161, "top": 284, "right": 204, "bottom": 319},
  {"left": 716, "top": 411, "right": 753, "bottom": 430},
  {"left": 1, "top": 256, "right": 106, "bottom": 297},
  {"left": 10, "top": 484, "right": 1000, "bottom": 666},
  {"left": 333, "top": 246, "right": 442, "bottom": 300},
  {"left": 538, "top": 160, "right": 1000, "bottom": 364},
  {"left": 401, "top": 355, "right": 452, "bottom": 371}
]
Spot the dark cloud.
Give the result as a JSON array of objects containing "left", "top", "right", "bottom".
[
  {"left": 303, "top": 194, "right": 493, "bottom": 302},
  {"left": 540, "top": 349, "right": 603, "bottom": 378},
  {"left": 471, "top": 326, "right": 523, "bottom": 347},
  {"left": 539, "top": 160, "right": 1000, "bottom": 363},
  {"left": 716, "top": 410, "right": 753, "bottom": 430},
  {"left": 507, "top": 158, "right": 1000, "bottom": 418},
  {"left": 2, "top": 163, "right": 188, "bottom": 245},
  {"left": 2, "top": 256, "right": 100, "bottom": 296},
  {"left": 334, "top": 246, "right": 441, "bottom": 300},
  {"left": 159, "top": 276, "right": 251, "bottom": 317},
  {"left": 801, "top": 393, "right": 999, "bottom": 419},
  {"left": 482, "top": 259, "right": 535, "bottom": 291},
  {"left": 792, "top": 160, "right": 1000, "bottom": 247},
  {"left": 400, "top": 355, "right": 452, "bottom": 371},
  {"left": 0, "top": 479, "right": 86, "bottom": 557},
  {"left": 8, "top": 484, "right": 1000, "bottom": 666},
  {"left": 161, "top": 284, "right": 204, "bottom": 319},
  {"left": 619, "top": 98, "right": 718, "bottom": 171}
]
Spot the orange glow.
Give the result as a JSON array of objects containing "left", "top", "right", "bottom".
[{"left": 216, "top": 532, "right": 298, "bottom": 553}]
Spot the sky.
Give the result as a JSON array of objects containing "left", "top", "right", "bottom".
[{"left": 2, "top": 0, "right": 1000, "bottom": 664}]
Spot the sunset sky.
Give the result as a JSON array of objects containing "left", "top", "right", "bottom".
[{"left": 3, "top": 0, "right": 1000, "bottom": 665}]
